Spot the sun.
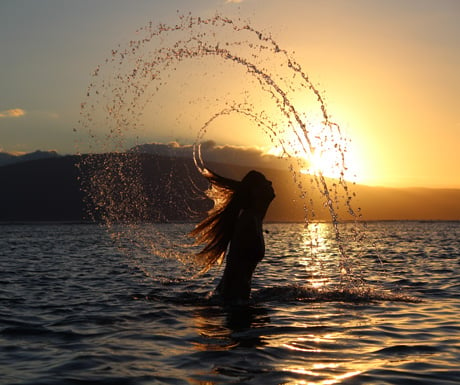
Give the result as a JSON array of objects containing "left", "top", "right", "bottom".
[
  {"left": 306, "top": 148, "right": 342, "bottom": 178},
  {"left": 305, "top": 140, "right": 363, "bottom": 183},
  {"left": 267, "top": 122, "right": 362, "bottom": 182}
]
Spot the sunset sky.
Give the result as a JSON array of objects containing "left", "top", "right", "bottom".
[{"left": 1, "top": 0, "right": 459, "bottom": 188}]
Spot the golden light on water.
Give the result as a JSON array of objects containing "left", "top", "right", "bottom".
[
  {"left": 279, "top": 339, "right": 365, "bottom": 385},
  {"left": 282, "top": 367, "right": 363, "bottom": 385},
  {"left": 296, "top": 223, "right": 341, "bottom": 290}
]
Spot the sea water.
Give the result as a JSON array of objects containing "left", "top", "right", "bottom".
[{"left": 1, "top": 221, "right": 459, "bottom": 385}]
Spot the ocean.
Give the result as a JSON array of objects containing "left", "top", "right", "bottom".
[{"left": 1, "top": 221, "right": 459, "bottom": 385}]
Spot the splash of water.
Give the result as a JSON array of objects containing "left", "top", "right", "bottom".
[{"left": 76, "top": 13, "right": 370, "bottom": 286}]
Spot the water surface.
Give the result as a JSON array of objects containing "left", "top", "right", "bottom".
[{"left": 1, "top": 222, "right": 459, "bottom": 384}]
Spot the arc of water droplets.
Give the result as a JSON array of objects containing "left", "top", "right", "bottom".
[{"left": 79, "top": 13, "right": 368, "bottom": 285}]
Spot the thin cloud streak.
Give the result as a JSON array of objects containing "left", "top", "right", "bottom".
[{"left": 0, "top": 108, "right": 26, "bottom": 118}]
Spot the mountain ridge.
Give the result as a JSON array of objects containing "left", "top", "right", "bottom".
[
  {"left": 0, "top": 153, "right": 459, "bottom": 222},
  {"left": 0, "top": 150, "right": 60, "bottom": 167}
]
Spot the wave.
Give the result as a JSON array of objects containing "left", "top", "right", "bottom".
[
  {"left": 138, "top": 283, "right": 420, "bottom": 306},
  {"left": 253, "top": 285, "right": 421, "bottom": 303}
]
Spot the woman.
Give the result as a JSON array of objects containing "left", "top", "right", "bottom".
[{"left": 190, "top": 169, "right": 275, "bottom": 302}]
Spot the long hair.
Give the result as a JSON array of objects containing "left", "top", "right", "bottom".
[{"left": 190, "top": 168, "right": 264, "bottom": 273}]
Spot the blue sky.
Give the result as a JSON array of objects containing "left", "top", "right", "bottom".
[{"left": 1, "top": 0, "right": 459, "bottom": 187}]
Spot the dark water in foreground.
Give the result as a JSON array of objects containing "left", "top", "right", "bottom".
[{"left": 1, "top": 222, "right": 459, "bottom": 385}]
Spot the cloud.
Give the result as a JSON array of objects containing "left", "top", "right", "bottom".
[
  {"left": 129, "top": 141, "right": 289, "bottom": 170},
  {"left": 0, "top": 109, "right": 60, "bottom": 120},
  {"left": 130, "top": 141, "right": 193, "bottom": 158},
  {"left": 0, "top": 108, "right": 26, "bottom": 118}
]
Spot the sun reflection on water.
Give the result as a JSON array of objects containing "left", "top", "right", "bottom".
[
  {"left": 297, "top": 223, "right": 342, "bottom": 290},
  {"left": 282, "top": 367, "right": 363, "bottom": 385}
]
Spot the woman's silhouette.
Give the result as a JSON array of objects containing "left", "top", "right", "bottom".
[{"left": 190, "top": 169, "right": 275, "bottom": 303}]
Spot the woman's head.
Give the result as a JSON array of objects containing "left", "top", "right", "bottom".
[
  {"left": 240, "top": 170, "right": 275, "bottom": 209},
  {"left": 201, "top": 169, "right": 274, "bottom": 211}
]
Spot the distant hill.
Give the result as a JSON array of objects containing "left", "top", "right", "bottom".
[
  {"left": 0, "top": 150, "right": 60, "bottom": 167},
  {"left": 206, "top": 162, "right": 460, "bottom": 221},
  {"left": 0, "top": 153, "right": 459, "bottom": 222},
  {"left": 0, "top": 156, "right": 84, "bottom": 221}
]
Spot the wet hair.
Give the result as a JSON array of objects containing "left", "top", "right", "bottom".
[{"left": 190, "top": 169, "right": 268, "bottom": 272}]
